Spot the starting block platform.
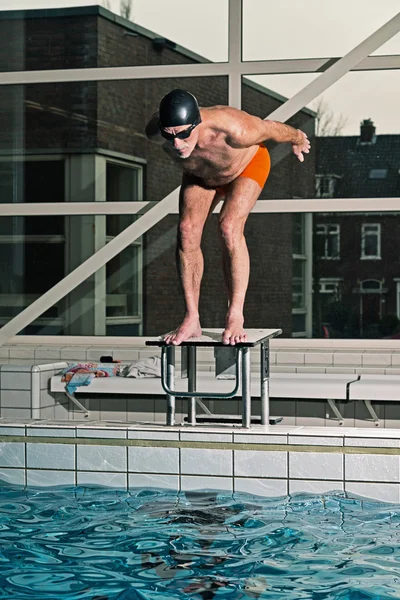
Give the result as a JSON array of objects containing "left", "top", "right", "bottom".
[{"left": 146, "top": 328, "right": 282, "bottom": 428}]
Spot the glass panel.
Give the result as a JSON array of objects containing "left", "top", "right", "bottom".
[
  {"left": 0, "top": 215, "right": 142, "bottom": 336},
  {"left": 0, "top": 0, "right": 228, "bottom": 72},
  {"left": 243, "top": 0, "right": 400, "bottom": 61},
  {"left": 0, "top": 76, "right": 228, "bottom": 203}
]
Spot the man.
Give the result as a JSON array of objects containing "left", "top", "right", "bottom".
[{"left": 145, "top": 89, "right": 310, "bottom": 346}]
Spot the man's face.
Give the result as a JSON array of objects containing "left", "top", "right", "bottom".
[{"left": 161, "top": 124, "right": 199, "bottom": 159}]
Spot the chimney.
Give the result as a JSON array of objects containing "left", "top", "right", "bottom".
[{"left": 360, "top": 119, "right": 376, "bottom": 144}]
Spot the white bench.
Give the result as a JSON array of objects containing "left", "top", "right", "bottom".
[{"left": 50, "top": 371, "right": 360, "bottom": 425}]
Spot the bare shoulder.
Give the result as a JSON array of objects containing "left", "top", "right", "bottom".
[{"left": 200, "top": 105, "right": 252, "bottom": 133}]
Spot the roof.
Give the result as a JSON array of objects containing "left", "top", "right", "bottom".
[{"left": 316, "top": 134, "right": 400, "bottom": 197}]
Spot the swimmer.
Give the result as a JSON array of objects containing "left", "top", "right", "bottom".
[{"left": 145, "top": 89, "right": 310, "bottom": 346}]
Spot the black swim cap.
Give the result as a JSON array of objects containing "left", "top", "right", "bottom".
[{"left": 159, "top": 89, "right": 201, "bottom": 128}]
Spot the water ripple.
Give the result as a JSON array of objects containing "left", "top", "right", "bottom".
[{"left": 0, "top": 485, "right": 399, "bottom": 599}]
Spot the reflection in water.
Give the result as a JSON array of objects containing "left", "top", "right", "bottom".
[{"left": 0, "top": 485, "right": 399, "bottom": 599}]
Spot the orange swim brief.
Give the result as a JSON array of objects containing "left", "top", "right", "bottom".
[{"left": 216, "top": 144, "right": 271, "bottom": 196}]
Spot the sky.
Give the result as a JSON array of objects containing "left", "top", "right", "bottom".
[{"left": 0, "top": 0, "right": 399, "bottom": 135}]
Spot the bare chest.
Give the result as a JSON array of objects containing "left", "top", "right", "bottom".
[{"left": 182, "top": 143, "right": 250, "bottom": 186}]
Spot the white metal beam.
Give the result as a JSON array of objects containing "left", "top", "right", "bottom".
[
  {"left": 266, "top": 12, "right": 400, "bottom": 122},
  {"left": 0, "top": 201, "right": 157, "bottom": 216},
  {"left": 228, "top": 0, "right": 242, "bottom": 109},
  {"left": 1, "top": 55, "right": 399, "bottom": 87},
  {"left": 1, "top": 198, "right": 399, "bottom": 217}
]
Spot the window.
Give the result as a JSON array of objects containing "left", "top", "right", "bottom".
[
  {"left": 316, "top": 175, "right": 339, "bottom": 198},
  {"left": 316, "top": 224, "right": 340, "bottom": 259},
  {"left": 319, "top": 278, "right": 342, "bottom": 298},
  {"left": 105, "top": 159, "right": 143, "bottom": 334},
  {"left": 369, "top": 168, "right": 388, "bottom": 180},
  {"left": 361, "top": 223, "right": 381, "bottom": 259}
]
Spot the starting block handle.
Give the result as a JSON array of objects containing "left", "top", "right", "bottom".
[{"left": 160, "top": 346, "right": 242, "bottom": 398}]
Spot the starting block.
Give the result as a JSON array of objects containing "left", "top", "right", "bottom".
[{"left": 146, "top": 328, "right": 282, "bottom": 428}]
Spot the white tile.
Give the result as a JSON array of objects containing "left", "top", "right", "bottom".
[
  {"left": 0, "top": 468, "right": 25, "bottom": 486},
  {"left": 1, "top": 390, "right": 31, "bottom": 408},
  {"left": 34, "top": 349, "right": 62, "bottom": 360},
  {"left": 60, "top": 348, "right": 88, "bottom": 360},
  {"left": 9, "top": 348, "right": 35, "bottom": 359},
  {"left": 76, "top": 428, "right": 126, "bottom": 439},
  {"left": 289, "top": 452, "right": 343, "bottom": 480},
  {"left": 391, "top": 354, "right": 400, "bottom": 367},
  {"left": 1, "top": 372, "right": 32, "bottom": 390},
  {"left": 0, "top": 426, "right": 25, "bottom": 436},
  {"left": 345, "top": 482, "right": 400, "bottom": 503},
  {"left": 0, "top": 442, "right": 25, "bottom": 467},
  {"left": 326, "top": 367, "right": 356, "bottom": 374},
  {"left": 112, "top": 349, "right": 140, "bottom": 361},
  {"left": 295, "top": 366, "right": 327, "bottom": 374},
  {"left": 304, "top": 353, "right": 334, "bottom": 366},
  {"left": 128, "top": 430, "right": 179, "bottom": 440},
  {"left": 234, "top": 450, "right": 287, "bottom": 478},
  {"left": 77, "top": 471, "right": 128, "bottom": 489},
  {"left": 1, "top": 408, "right": 32, "bottom": 419},
  {"left": 288, "top": 435, "right": 343, "bottom": 446},
  {"left": 180, "top": 432, "right": 233, "bottom": 443},
  {"left": 345, "top": 437, "right": 400, "bottom": 448},
  {"left": 333, "top": 353, "right": 362, "bottom": 366},
  {"left": 181, "top": 448, "right": 232, "bottom": 476},
  {"left": 355, "top": 368, "right": 385, "bottom": 375},
  {"left": 27, "top": 427, "right": 75, "bottom": 438},
  {"left": 362, "top": 354, "right": 392, "bottom": 368},
  {"left": 276, "top": 352, "right": 305, "bottom": 365},
  {"left": 270, "top": 366, "right": 297, "bottom": 373},
  {"left": 289, "top": 480, "right": 344, "bottom": 495},
  {"left": 234, "top": 477, "right": 287, "bottom": 497},
  {"left": 27, "top": 469, "right": 75, "bottom": 487},
  {"left": 181, "top": 476, "right": 233, "bottom": 492},
  {"left": 86, "top": 348, "right": 116, "bottom": 360},
  {"left": 129, "top": 473, "right": 179, "bottom": 491},
  {"left": 128, "top": 446, "right": 179, "bottom": 474},
  {"left": 233, "top": 434, "right": 287, "bottom": 445},
  {"left": 27, "top": 443, "right": 75, "bottom": 470},
  {"left": 77, "top": 445, "right": 127, "bottom": 472},
  {"left": 345, "top": 454, "right": 399, "bottom": 483}
]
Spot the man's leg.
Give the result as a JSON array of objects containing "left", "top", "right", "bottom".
[
  {"left": 163, "top": 174, "right": 221, "bottom": 345},
  {"left": 218, "top": 177, "right": 261, "bottom": 345}
]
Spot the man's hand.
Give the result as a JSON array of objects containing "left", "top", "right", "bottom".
[{"left": 292, "top": 130, "right": 311, "bottom": 162}]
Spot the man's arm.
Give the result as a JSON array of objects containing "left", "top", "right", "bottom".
[
  {"left": 222, "top": 107, "right": 311, "bottom": 162},
  {"left": 145, "top": 111, "right": 164, "bottom": 145}
]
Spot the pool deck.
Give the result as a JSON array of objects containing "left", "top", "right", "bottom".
[{"left": 1, "top": 419, "right": 400, "bottom": 503}]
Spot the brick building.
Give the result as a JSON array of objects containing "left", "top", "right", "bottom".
[
  {"left": 0, "top": 6, "right": 316, "bottom": 337},
  {"left": 315, "top": 119, "right": 400, "bottom": 338}
]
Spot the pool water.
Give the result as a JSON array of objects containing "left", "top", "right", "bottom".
[{"left": 0, "top": 485, "right": 399, "bottom": 600}]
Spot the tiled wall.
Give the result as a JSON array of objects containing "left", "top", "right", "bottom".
[{"left": 1, "top": 423, "right": 400, "bottom": 503}]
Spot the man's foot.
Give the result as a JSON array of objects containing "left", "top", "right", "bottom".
[
  {"left": 222, "top": 313, "right": 247, "bottom": 345},
  {"left": 163, "top": 316, "right": 202, "bottom": 345}
]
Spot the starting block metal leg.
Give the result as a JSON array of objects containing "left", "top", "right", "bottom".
[
  {"left": 241, "top": 348, "right": 251, "bottom": 428},
  {"left": 188, "top": 346, "right": 197, "bottom": 425},
  {"left": 165, "top": 346, "right": 175, "bottom": 426},
  {"left": 260, "top": 341, "right": 269, "bottom": 426}
]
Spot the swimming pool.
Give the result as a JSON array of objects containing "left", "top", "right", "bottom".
[{"left": 0, "top": 485, "right": 399, "bottom": 599}]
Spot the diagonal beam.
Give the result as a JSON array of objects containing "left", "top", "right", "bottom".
[
  {"left": 0, "top": 12, "right": 399, "bottom": 346},
  {"left": 266, "top": 12, "right": 400, "bottom": 122},
  {"left": 0, "top": 189, "right": 179, "bottom": 346}
]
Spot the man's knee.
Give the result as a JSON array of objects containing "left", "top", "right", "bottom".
[
  {"left": 218, "top": 216, "right": 245, "bottom": 248},
  {"left": 178, "top": 218, "right": 203, "bottom": 251}
]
